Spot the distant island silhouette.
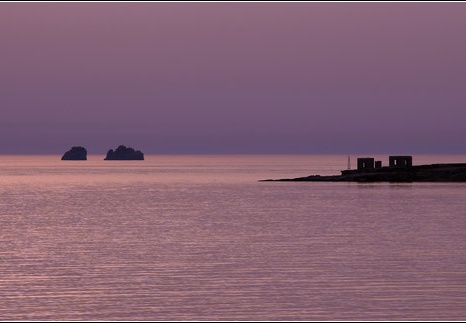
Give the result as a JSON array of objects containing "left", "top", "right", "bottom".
[
  {"left": 262, "top": 156, "right": 466, "bottom": 182},
  {"left": 61, "top": 146, "right": 87, "bottom": 160},
  {"left": 104, "top": 145, "right": 144, "bottom": 160}
]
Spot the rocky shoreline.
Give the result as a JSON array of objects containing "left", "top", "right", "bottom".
[{"left": 262, "top": 156, "right": 466, "bottom": 182}]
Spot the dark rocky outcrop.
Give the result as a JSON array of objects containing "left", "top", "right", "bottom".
[
  {"left": 262, "top": 163, "right": 466, "bottom": 182},
  {"left": 104, "top": 145, "right": 144, "bottom": 160},
  {"left": 61, "top": 146, "right": 87, "bottom": 160}
]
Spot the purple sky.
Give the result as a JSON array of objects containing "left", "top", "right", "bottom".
[{"left": 1, "top": 3, "right": 466, "bottom": 154}]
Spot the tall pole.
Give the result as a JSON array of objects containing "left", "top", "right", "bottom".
[{"left": 347, "top": 155, "right": 351, "bottom": 170}]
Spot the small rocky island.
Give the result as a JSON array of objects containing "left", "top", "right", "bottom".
[
  {"left": 61, "top": 146, "right": 87, "bottom": 160},
  {"left": 104, "top": 145, "right": 144, "bottom": 160},
  {"left": 263, "top": 156, "right": 466, "bottom": 182}
]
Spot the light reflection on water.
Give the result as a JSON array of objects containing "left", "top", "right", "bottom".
[{"left": 1, "top": 155, "right": 466, "bottom": 320}]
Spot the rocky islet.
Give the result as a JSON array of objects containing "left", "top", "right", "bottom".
[{"left": 61, "top": 145, "right": 144, "bottom": 160}]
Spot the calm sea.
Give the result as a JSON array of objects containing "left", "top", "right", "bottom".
[{"left": 1, "top": 155, "right": 466, "bottom": 321}]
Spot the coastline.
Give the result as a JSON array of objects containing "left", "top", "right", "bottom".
[{"left": 262, "top": 156, "right": 466, "bottom": 182}]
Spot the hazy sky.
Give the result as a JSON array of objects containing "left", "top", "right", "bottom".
[{"left": 1, "top": 3, "right": 466, "bottom": 154}]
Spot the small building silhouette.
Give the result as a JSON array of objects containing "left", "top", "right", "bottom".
[
  {"left": 389, "top": 156, "right": 412, "bottom": 168},
  {"left": 347, "top": 155, "right": 413, "bottom": 174},
  {"left": 357, "top": 158, "right": 375, "bottom": 171}
]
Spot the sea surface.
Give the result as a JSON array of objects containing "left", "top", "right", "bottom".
[{"left": 1, "top": 154, "right": 466, "bottom": 321}]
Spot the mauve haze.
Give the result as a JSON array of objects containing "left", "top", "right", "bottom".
[{"left": 1, "top": 3, "right": 466, "bottom": 154}]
